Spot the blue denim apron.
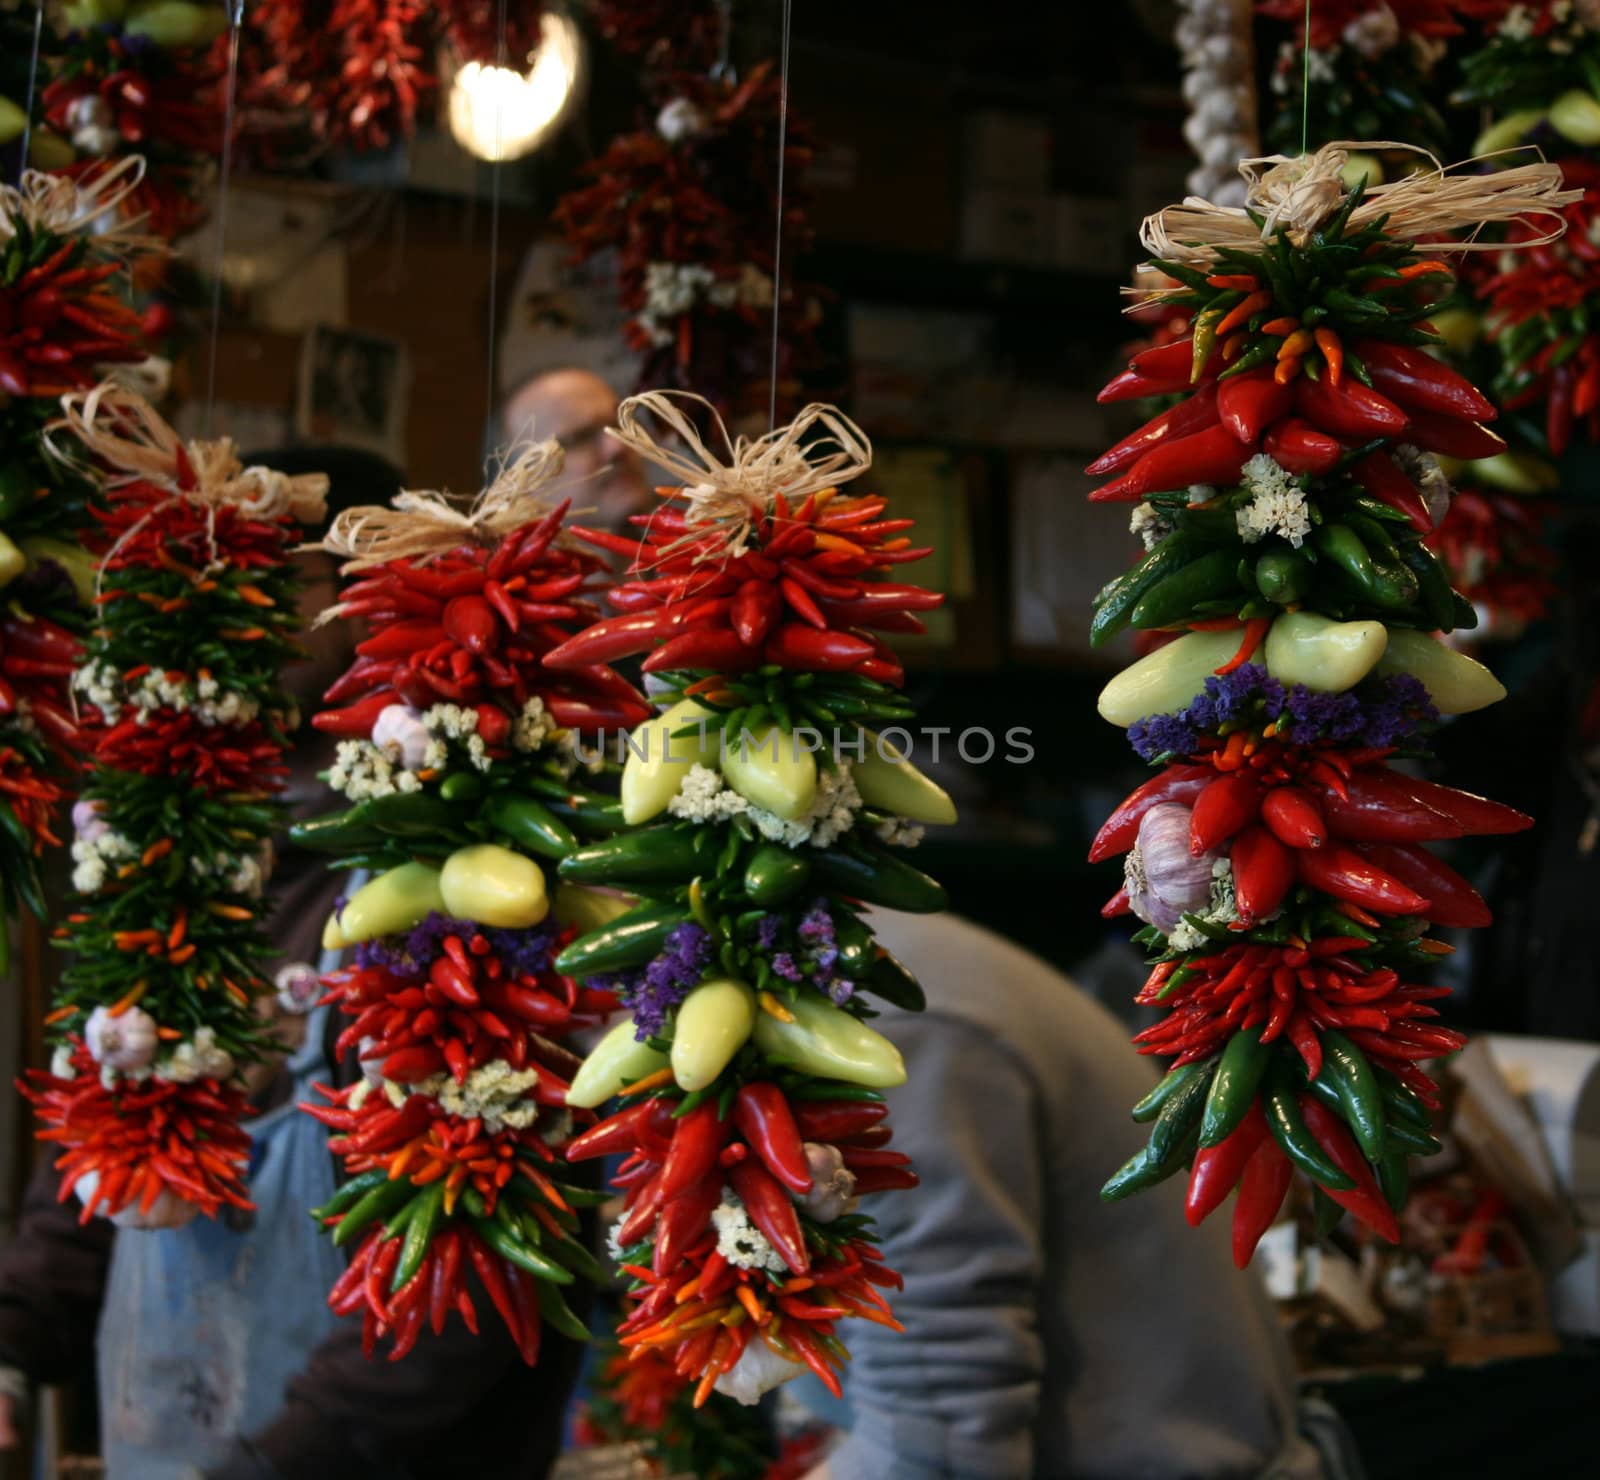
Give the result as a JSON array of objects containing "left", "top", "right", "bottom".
[{"left": 94, "top": 1001, "right": 346, "bottom": 1479}]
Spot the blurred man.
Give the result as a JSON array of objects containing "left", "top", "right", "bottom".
[
  {"left": 496, "top": 368, "right": 652, "bottom": 537},
  {"left": 0, "top": 449, "right": 589, "bottom": 1479},
  {"left": 795, "top": 910, "right": 1348, "bottom": 1480}
]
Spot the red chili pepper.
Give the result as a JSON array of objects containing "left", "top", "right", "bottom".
[
  {"left": 1353, "top": 841, "right": 1491, "bottom": 928},
  {"left": 1186, "top": 1104, "right": 1268, "bottom": 1227},
  {"left": 848, "top": 1165, "right": 920, "bottom": 1195},
  {"left": 1097, "top": 367, "right": 1192, "bottom": 405},
  {"left": 619, "top": 1171, "right": 666, "bottom": 1245},
  {"left": 1231, "top": 1136, "right": 1292, "bottom": 1268},
  {"left": 442, "top": 595, "right": 499, "bottom": 654},
  {"left": 567, "top": 1099, "right": 669, "bottom": 1162},
  {"left": 1372, "top": 771, "right": 1533, "bottom": 836},
  {"left": 1129, "top": 337, "right": 1202, "bottom": 381},
  {"left": 659, "top": 1104, "right": 733, "bottom": 1202},
  {"left": 542, "top": 609, "right": 685, "bottom": 669},
  {"left": 761, "top": 624, "right": 876, "bottom": 672},
  {"left": 380, "top": 1045, "right": 448, "bottom": 1083},
  {"left": 1189, "top": 772, "right": 1262, "bottom": 855},
  {"left": 732, "top": 1084, "right": 813, "bottom": 1195},
  {"left": 792, "top": 1099, "right": 890, "bottom": 1141},
  {"left": 356, "top": 621, "right": 448, "bottom": 661},
  {"left": 731, "top": 579, "right": 780, "bottom": 647},
  {"left": 652, "top": 1172, "right": 723, "bottom": 1275},
  {"left": 311, "top": 690, "right": 397, "bottom": 738},
  {"left": 728, "top": 1160, "right": 810, "bottom": 1274},
  {"left": 1401, "top": 409, "right": 1507, "bottom": 460},
  {"left": 1231, "top": 825, "right": 1295, "bottom": 927},
  {"left": 1262, "top": 416, "right": 1343, "bottom": 476},
  {"left": 1091, "top": 423, "right": 1251, "bottom": 503},
  {"left": 1088, "top": 764, "right": 1214, "bottom": 862},
  {"left": 1319, "top": 769, "right": 1462, "bottom": 842},
  {"left": 1085, "top": 384, "right": 1220, "bottom": 477},
  {"left": 1216, "top": 371, "right": 1293, "bottom": 445},
  {"left": 1354, "top": 340, "right": 1496, "bottom": 421},
  {"left": 1260, "top": 786, "right": 1327, "bottom": 849},
  {"left": 1297, "top": 846, "right": 1428, "bottom": 916},
  {"left": 506, "top": 1268, "right": 544, "bottom": 1366},
  {"left": 1298, "top": 1095, "right": 1400, "bottom": 1243},
  {"left": 429, "top": 1230, "right": 459, "bottom": 1335},
  {"left": 641, "top": 628, "right": 759, "bottom": 675},
  {"left": 463, "top": 1230, "right": 523, "bottom": 1348},
  {"left": 1293, "top": 375, "right": 1408, "bottom": 441}
]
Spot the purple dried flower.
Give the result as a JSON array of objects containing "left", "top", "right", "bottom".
[
  {"left": 828, "top": 978, "right": 856, "bottom": 1005},
  {"left": 798, "top": 901, "right": 835, "bottom": 946},
  {"left": 620, "top": 923, "right": 711, "bottom": 1040},
  {"left": 772, "top": 952, "right": 803, "bottom": 983},
  {"left": 757, "top": 915, "right": 782, "bottom": 949},
  {"left": 1129, "top": 713, "right": 1200, "bottom": 763}
]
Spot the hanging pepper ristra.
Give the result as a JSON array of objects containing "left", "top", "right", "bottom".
[
  {"left": 290, "top": 439, "right": 652, "bottom": 1363},
  {"left": 21, "top": 384, "right": 326, "bottom": 1228},
  {"left": 1084, "top": 144, "right": 1567, "bottom": 1265},
  {"left": 550, "top": 391, "right": 949, "bottom": 1409}
]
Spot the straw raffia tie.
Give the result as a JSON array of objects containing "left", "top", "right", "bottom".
[
  {"left": 1137, "top": 141, "right": 1580, "bottom": 281},
  {"left": 314, "top": 437, "right": 567, "bottom": 577},
  {"left": 50, "top": 382, "right": 328, "bottom": 594},
  {"left": 607, "top": 390, "right": 873, "bottom": 563},
  {"left": 0, "top": 157, "right": 161, "bottom": 257}
]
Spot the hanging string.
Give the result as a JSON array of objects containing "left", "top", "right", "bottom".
[
  {"left": 1301, "top": 0, "right": 1312, "bottom": 159},
  {"left": 203, "top": 1, "right": 247, "bottom": 438},
  {"left": 483, "top": 0, "right": 510, "bottom": 476},
  {"left": 16, "top": 0, "right": 44, "bottom": 187},
  {"left": 768, "top": 0, "right": 794, "bottom": 431}
]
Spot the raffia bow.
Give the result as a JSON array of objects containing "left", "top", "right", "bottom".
[
  {"left": 1138, "top": 141, "right": 1579, "bottom": 279},
  {"left": 0, "top": 157, "right": 160, "bottom": 257},
  {"left": 608, "top": 391, "right": 872, "bottom": 561},
  {"left": 52, "top": 382, "right": 328, "bottom": 524},
  {"left": 316, "top": 437, "right": 566, "bottom": 573}
]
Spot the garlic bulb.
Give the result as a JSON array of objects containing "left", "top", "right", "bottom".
[
  {"left": 795, "top": 1142, "right": 857, "bottom": 1224},
  {"left": 1125, "top": 802, "right": 1220, "bottom": 935},
  {"left": 84, "top": 1004, "right": 159, "bottom": 1073},
  {"left": 371, "top": 704, "right": 431, "bottom": 769}
]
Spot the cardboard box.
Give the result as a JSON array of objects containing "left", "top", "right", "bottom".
[{"left": 963, "top": 110, "right": 1051, "bottom": 191}]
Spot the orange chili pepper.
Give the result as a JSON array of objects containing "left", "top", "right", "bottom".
[
  {"left": 1314, "top": 327, "right": 1344, "bottom": 385},
  {"left": 1274, "top": 357, "right": 1302, "bottom": 385},
  {"left": 234, "top": 584, "right": 274, "bottom": 607},
  {"left": 1206, "top": 273, "right": 1259, "bottom": 291},
  {"left": 142, "top": 837, "right": 174, "bottom": 866},
  {"left": 167, "top": 909, "right": 187, "bottom": 949},
  {"left": 44, "top": 1005, "right": 77, "bottom": 1026},
  {"left": 207, "top": 902, "right": 254, "bottom": 921},
  {"left": 1398, "top": 258, "right": 1449, "bottom": 279},
  {"left": 107, "top": 981, "right": 148, "bottom": 1016},
  {"left": 736, "top": 1284, "right": 768, "bottom": 1325},
  {"left": 1260, "top": 316, "right": 1299, "bottom": 336},
  {"left": 1215, "top": 617, "right": 1272, "bottom": 676},
  {"left": 1216, "top": 290, "right": 1272, "bottom": 337},
  {"left": 1277, "top": 328, "right": 1314, "bottom": 361},
  {"left": 1220, "top": 331, "right": 1248, "bottom": 362},
  {"left": 617, "top": 1067, "right": 676, "bottom": 1098}
]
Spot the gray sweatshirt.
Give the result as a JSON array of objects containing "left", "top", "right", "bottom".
[{"left": 816, "top": 911, "right": 1323, "bottom": 1480}]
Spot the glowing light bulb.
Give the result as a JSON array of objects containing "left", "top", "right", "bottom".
[{"left": 447, "top": 10, "right": 584, "bottom": 163}]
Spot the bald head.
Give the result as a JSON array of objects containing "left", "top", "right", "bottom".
[{"left": 498, "top": 368, "right": 651, "bottom": 534}]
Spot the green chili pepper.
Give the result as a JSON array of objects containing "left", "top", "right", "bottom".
[
  {"left": 1396, "top": 540, "right": 1457, "bottom": 633},
  {"left": 1100, "top": 1121, "right": 1201, "bottom": 1202},
  {"left": 310, "top": 1167, "right": 389, "bottom": 1222},
  {"left": 1376, "top": 1149, "right": 1410, "bottom": 1213},
  {"left": 1090, "top": 532, "right": 1196, "bottom": 648},
  {"left": 1199, "top": 1028, "right": 1272, "bottom": 1147},
  {"left": 1375, "top": 1069, "right": 1431, "bottom": 1129},
  {"left": 392, "top": 1182, "right": 446, "bottom": 1291},
  {"left": 483, "top": 794, "right": 579, "bottom": 860},
  {"left": 364, "top": 790, "right": 467, "bottom": 837},
  {"left": 1254, "top": 547, "right": 1314, "bottom": 605},
  {"left": 439, "top": 771, "right": 484, "bottom": 804},
  {"left": 1383, "top": 1119, "right": 1442, "bottom": 1157},
  {"left": 332, "top": 1176, "right": 415, "bottom": 1246},
  {"left": 1319, "top": 1030, "right": 1388, "bottom": 1163},
  {"left": 472, "top": 1213, "right": 574, "bottom": 1284},
  {"left": 289, "top": 805, "right": 383, "bottom": 854},
  {"left": 743, "top": 843, "right": 813, "bottom": 905},
  {"left": 1150, "top": 1056, "right": 1217, "bottom": 1162},
  {"left": 553, "top": 900, "right": 692, "bottom": 976},
  {"left": 559, "top": 827, "right": 702, "bottom": 885},
  {"left": 1264, "top": 1066, "right": 1356, "bottom": 1190},
  {"left": 863, "top": 949, "right": 927, "bottom": 1011},
  {"left": 809, "top": 846, "right": 947, "bottom": 913},
  {"left": 1131, "top": 1058, "right": 1213, "bottom": 1123},
  {"left": 536, "top": 1282, "right": 594, "bottom": 1343}
]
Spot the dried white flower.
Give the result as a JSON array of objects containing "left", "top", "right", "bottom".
[{"left": 1236, "top": 455, "right": 1312, "bottom": 548}]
